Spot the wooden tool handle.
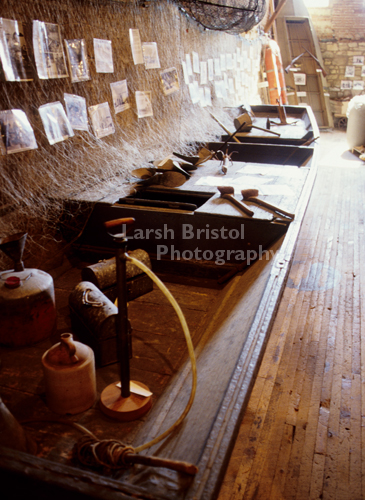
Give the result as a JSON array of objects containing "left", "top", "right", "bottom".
[
  {"left": 248, "top": 198, "right": 295, "bottom": 219},
  {"left": 125, "top": 453, "right": 198, "bottom": 476},
  {"left": 209, "top": 113, "right": 241, "bottom": 143},
  {"left": 104, "top": 217, "right": 135, "bottom": 232},
  {"left": 224, "top": 194, "right": 254, "bottom": 217},
  {"left": 251, "top": 125, "right": 281, "bottom": 137}
]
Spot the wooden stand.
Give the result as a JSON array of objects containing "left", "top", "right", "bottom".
[
  {"left": 100, "top": 381, "right": 152, "bottom": 421},
  {"left": 100, "top": 217, "right": 152, "bottom": 421}
]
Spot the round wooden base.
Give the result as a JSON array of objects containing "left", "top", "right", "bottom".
[{"left": 99, "top": 381, "right": 152, "bottom": 421}]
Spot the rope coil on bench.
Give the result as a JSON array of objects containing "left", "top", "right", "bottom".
[{"left": 76, "top": 437, "right": 135, "bottom": 469}]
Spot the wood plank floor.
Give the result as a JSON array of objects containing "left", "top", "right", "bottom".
[{"left": 217, "top": 129, "right": 365, "bottom": 500}]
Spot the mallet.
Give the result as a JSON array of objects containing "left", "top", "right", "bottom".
[
  {"left": 218, "top": 186, "right": 254, "bottom": 217},
  {"left": 241, "top": 188, "right": 295, "bottom": 220}
]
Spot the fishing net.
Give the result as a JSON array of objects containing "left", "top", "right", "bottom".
[
  {"left": 0, "top": 0, "right": 264, "bottom": 270},
  {"left": 175, "top": 0, "right": 267, "bottom": 34}
]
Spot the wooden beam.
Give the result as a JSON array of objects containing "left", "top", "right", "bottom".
[
  {"left": 268, "top": 0, "right": 278, "bottom": 40},
  {"left": 264, "top": 0, "right": 288, "bottom": 33}
]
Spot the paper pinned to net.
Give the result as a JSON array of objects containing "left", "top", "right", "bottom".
[
  {"left": 94, "top": 38, "right": 114, "bottom": 73},
  {"left": 142, "top": 42, "right": 160, "bottom": 69},
  {"left": 64, "top": 39, "right": 90, "bottom": 83},
  {"left": 39, "top": 102, "right": 74, "bottom": 145},
  {"left": 88, "top": 102, "right": 115, "bottom": 138},
  {"left": 0, "top": 109, "right": 38, "bottom": 154},
  {"left": 33, "top": 21, "right": 68, "bottom": 79},
  {"left": 0, "top": 18, "right": 33, "bottom": 81}
]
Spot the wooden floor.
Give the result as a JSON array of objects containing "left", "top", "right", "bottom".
[{"left": 218, "top": 129, "right": 365, "bottom": 500}]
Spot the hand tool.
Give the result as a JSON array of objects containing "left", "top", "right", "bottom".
[
  {"left": 217, "top": 186, "right": 254, "bottom": 217},
  {"left": 234, "top": 112, "right": 281, "bottom": 136},
  {"left": 241, "top": 188, "right": 295, "bottom": 219},
  {"left": 209, "top": 112, "right": 241, "bottom": 143}
]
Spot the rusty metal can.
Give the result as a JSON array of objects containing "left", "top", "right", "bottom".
[{"left": 0, "top": 268, "right": 57, "bottom": 347}]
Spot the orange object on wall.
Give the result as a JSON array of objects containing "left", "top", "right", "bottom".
[{"left": 265, "top": 39, "right": 288, "bottom": 105}]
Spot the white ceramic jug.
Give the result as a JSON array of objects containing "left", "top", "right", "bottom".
[{"left": 42, "top": 333, "right": 96, "bottom": 415}]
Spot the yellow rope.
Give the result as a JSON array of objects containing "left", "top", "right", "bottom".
[{"left": 126, "top": 255, "right": 197, "bottom": 453}]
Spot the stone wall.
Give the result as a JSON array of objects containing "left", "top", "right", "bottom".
[{"left": 308, "top": 0, "right": 365, "bottom": 101}]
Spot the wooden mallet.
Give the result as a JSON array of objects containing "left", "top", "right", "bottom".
[
  {"left": 218, "top": 186, "right": 254, "bottom": 217},
  {"left": 241, "top": 188, "right": 295, "bottom": 220}
]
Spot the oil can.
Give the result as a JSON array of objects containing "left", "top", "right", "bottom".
[
  {"left": 0, "top": 268, "right": 57, "bottom": 347},
  {"left": 0, "top": 232, "right": 57, "bottom": 347}
]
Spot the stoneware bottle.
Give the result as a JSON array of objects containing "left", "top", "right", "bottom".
[{"left": 42, "top": 333, "right": 96, "bottom": 415}]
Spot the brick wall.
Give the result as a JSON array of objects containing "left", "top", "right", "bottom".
[{"left": 332, "top": 0, "right": 365, "bottom": 40}]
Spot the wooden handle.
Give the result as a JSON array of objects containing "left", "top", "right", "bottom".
[
  {"left": 248, "top": 198, "right": 294, "bottom": 219},
  {"left": 224, "top": 194, "right": 254, "bottom": 217},
  {"left": 251, "top": 125, "right": 281, "bottom": 137},
  {"left": 104, "top": 217, "right": 135, "bottom": 232},
  {"left": 125, "top": 453, "right": 198, "bottom": 476},
  {"left": 209, "top": 113, "right": 241, "bottom": 143}
]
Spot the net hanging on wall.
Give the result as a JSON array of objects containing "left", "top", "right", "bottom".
[{"left": 175, "top": 0, "right": 267, "bottom": 34}]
